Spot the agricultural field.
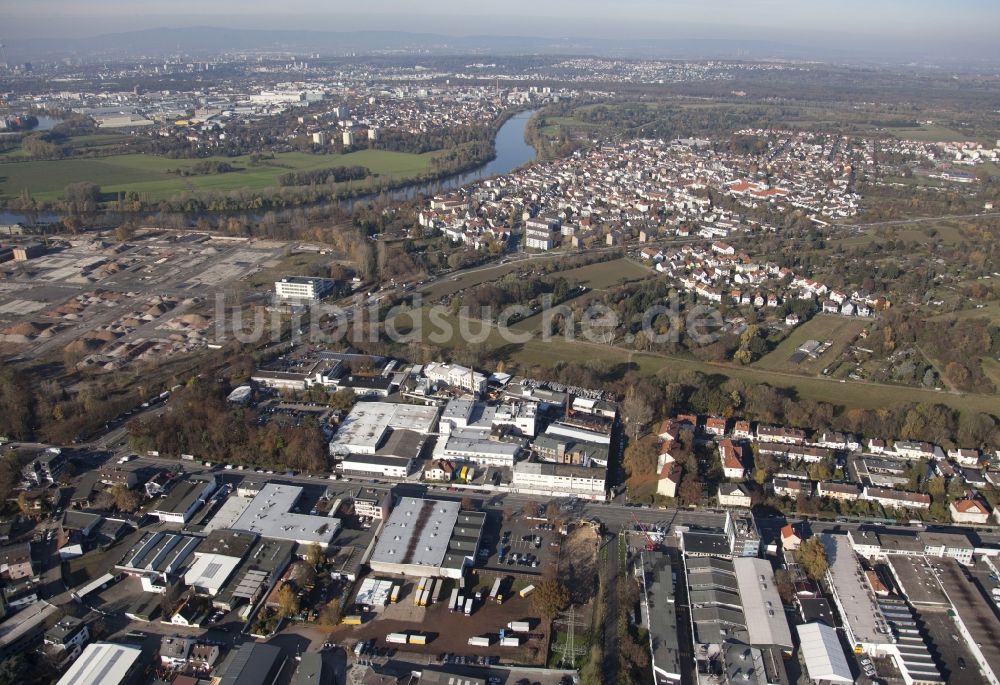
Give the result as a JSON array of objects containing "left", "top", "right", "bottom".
[
  {"left": 882, "top": 123, "right": 983, "bottom": 143},
  {"left": 0, "top": 148, "right": 441, "bottom": 202},
  {"left": 754, "top": 314, "right": 868, "bottom": 375}
]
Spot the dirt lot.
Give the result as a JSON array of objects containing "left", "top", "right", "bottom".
[
  {"left": 332, "top": 585, "right": 549, "bottom": 666},
  {"left": 557, "top": 524, "right": 600, "bottom": 605}
]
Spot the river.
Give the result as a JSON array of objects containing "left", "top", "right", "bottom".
[
  {"left": 0, "top": 109, "right": 539, "bottom": 225},
  {"left": 338, "top": 108, "right": 538, "bottom": 210}
]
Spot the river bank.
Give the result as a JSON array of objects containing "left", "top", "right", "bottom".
[{"left": 0, "top": 110, "right": 539, "bottom": 225}]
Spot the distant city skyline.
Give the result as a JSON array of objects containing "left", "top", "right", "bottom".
[{"left": 3, "top": 1, "right": 999, "bottom": 62}]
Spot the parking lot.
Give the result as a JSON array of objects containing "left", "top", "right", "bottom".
[{"left": 478, "top": 509, "right": 562, "bottom": 578}]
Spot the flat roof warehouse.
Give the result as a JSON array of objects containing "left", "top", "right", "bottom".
[
  {"left": 369, "top": 496, "right": 485, "bottom": 579},
  {"left": 229, "top": 483, "right": 340, "bottom": 547},
  {"left": 329, "top": 401, "right": 439, "bottom": 456}
]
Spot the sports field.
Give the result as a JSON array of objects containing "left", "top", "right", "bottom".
[
  {"left": 0, "top": 148, "right": 441, "bottom": 202},
  {"left": 754, "top": 315, "right": 868, "bottom": 375}
]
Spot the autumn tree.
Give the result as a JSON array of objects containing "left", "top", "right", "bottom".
[
  {"left": 276, "top": 583, "right": 300, "bottom": 618},
  {"left": 773, "top": 568, "right": 795, "bottom": 604},
  {"left": 623, "top": 434, "right": 659, "bottom": 478},
  {"left": 0, "top": 367, "right": 37, "bottom": 441},
  {"left": 678, "top": 474, "right": 704, "bottom": 506},
  {"left": 622, "top": 389, "right": 654, "bottom": 440},
  {"left": 531, "top": 577, "right": 570, "bottom": 621},
  {"left": 110, "top": 484, "right": 143, "bottom": 513},
  {"left": 317, "top": 598, "right": 341, "bottom": 627},
  {"left": 794, "top": 538, "right": 829, "bottom": 582},
  {"left": 160, "top": 583, "right": 184, "bottom": 615},
  {"left": 306, "top": 543, "right": 325, "bottom": 569}
]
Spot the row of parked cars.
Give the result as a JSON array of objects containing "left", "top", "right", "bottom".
[{"left": 438, "top": 653, "right": 499, "bottom": 666}]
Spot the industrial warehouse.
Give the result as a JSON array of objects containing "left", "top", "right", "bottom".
[{"left": 368, "top": 497, "right": 485, "bottom": 579}]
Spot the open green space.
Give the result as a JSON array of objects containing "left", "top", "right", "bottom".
[
  {"left": 556, "top": 258, "right": 652, "bottom": 290},
  {"left": 881, "top": 123, "right": 979, "bottom": 143},
  {"left": 395, "top": 297, "right": 998, "bottom": 414},
  {"left": 830, "top": 220, "right": 970, "bottom": 250},
  {"left": 983, "top": 357, "right": 1000, "bottom": 389},
  {"left": 0, "top": 148, "right": 442, "bottom": 202},
  {"left": 754, "top": 315, "right": 868, "bottom": 375},
  {"left": 926, "top": 301, "right": 1000, "bottom": 325},
  {"left": 423, "top": 261, "right": 534, "bottom": 301},
  {"left": 499, "top": 336, "right": 1000, "bottom": 415}
]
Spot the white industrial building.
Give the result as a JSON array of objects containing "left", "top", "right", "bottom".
[
  {"left": 183, "top": 529, "right": 257, "bottom": 596},
  {"left": 56, "top": 643, "right": 143, "bottom": 685},
  {"left": 818, "top": 533, "right": 945, "bottom": 685},
  {"left": 338, "top": 453, "right": 412, "bottom": 479},
  {"left": 329, "top": 402, "right": 439, "bottom": 456},
  {"left": 230, "top": 483, "right": 340, "bottom": 548},
  {"left": 512, "top": 461, "right": 607, "bottom": 498},
  {"left": 423, "top": 362, "right": 487, "bottom": 396},
  {"left": 274, "top": 277, "right": 336, "bottom": 303},
  {"left": 439, "top": 399, "right": 537, "bottom": 437},
  {"left": 368, "top": 497, "right": 485, "bottom": 579},
  {"left": 115, "top": 531, "right": 202, "bottom": 593},
  {"left": 796, "top": 622, "right": 853, "bottom": 683},
  {"left": 149, "top": 477, "right": 217, "bottom": 524},
  {"left": 439, "top": 433, "right": 521, "bottom": 468},
  {"left": 545, "top": 421, "right": 612, "bottom": 445}
]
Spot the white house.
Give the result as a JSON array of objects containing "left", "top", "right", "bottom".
[
  {"left": 948, "top": 448, "right": 982, "bottom": 467},
  {"left": 657, "top": 462, "right": 682, "bottom": 499},
  {"left": 717, "top": 483, "right": 752, "bottom": 508},
  {"left": 892, "top": 441, "right": 944, "bottom": 461},
  {"left": 719, "top": 440, "right": 746, "bottom": 480},
  {"left": 950, "top": 499, "right": 990, "bottom": 524}
]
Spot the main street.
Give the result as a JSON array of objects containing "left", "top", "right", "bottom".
[{"left": 114, "top": 454, "right": 1000, "bottom": 551}]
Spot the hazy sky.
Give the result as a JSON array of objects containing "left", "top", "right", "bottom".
[{"left": 4, "top": 0, "right": 999, "bottom": 58}]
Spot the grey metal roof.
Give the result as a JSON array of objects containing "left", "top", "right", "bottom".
[
  {"left": 218, "top": 643, "right": 285, "bottom": 685},
  {"left": 733, "top": 557, "right": 793, "bottom": 649},
  {"left": 370, "top": 497, "right": 461, "bottom": 568}
]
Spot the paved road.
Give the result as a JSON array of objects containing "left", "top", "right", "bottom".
[{"left": 601, "top": 534, "right": 621, "bottom": 684}]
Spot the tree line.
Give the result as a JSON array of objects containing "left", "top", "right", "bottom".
[{"left": 277, "top": 165, "right": 369, "bottom": 187}]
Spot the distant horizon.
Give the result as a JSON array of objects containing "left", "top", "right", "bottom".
[{"left": 3, "top": 2, "right": 1000, "bottom": 64}]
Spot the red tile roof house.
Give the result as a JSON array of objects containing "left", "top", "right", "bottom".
[
  {"left": 675, "top": 414, "right": 699, "bottom": 429},
  {"left": 719, "top": 440, "right": 746, "bottom": 480},
  {"left": 733, "top": 421, "right": 753, "bottom": 440},
  {"left": 657, "top": 462, "right": 682, "bottom": 498},
  {"left": 657, "top": 420, "right": 684, "bottom": 442},
  {"left": 780, "top": 524, "right": 802, "bottom": 551},
  {"left": 705, "top": 417, "right": 728, "bottom": 436},
  {"left": 950, "top": 499, "right": 990, "bottom": 524}
]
